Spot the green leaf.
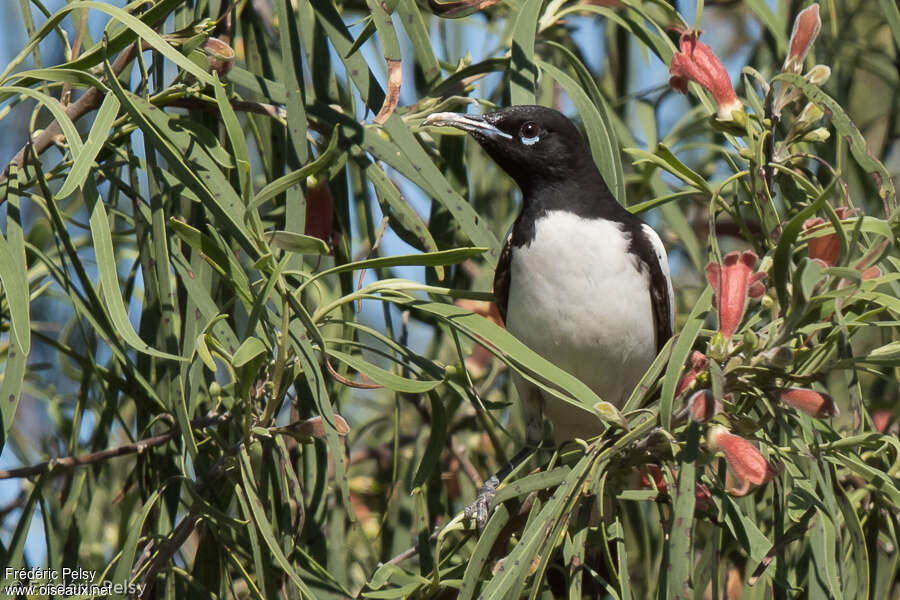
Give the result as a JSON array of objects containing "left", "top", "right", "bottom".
[
  {"left": 411, "top": 392, "right": 448, "bottom": 487},
  {"left": 110, "top": 488, "right": 163, "bottom": 599},
  {"left": 667, "top": 425, "right": 699, "bottom": 599},
  {"left": 879, "top": 0, "right": 900, "bottom": 50},
  {"left": 85, "top": 178, "right": 185, "bottom": 361},
  {"left": 509, "top": 0, "right": 542, "bottom": 105},
  {"left": 326, "top": 349, "right": 444, "bottom": 393},
  {"left": 773, "top": 73, "right": 896, "bottom": 216},
  {"left": 772, "top": 188, "right": 828, "bottom": 309},
  {"left": 104, "top": 59, "right": 260, "bottom": 258},
  {"left": 660, "top": 287, "right": 713, "bottom": 429},
  {"left": 57, "top": 92, "right": 119, "bottom": 198},
  {"left": 239, "top": 447, "right": 316, "bottom": 598},
  {"left": 538, "top": 60, "right": 625, "bottom": 204},
  {"left": 265, "top": 230, "right": 331, "bottom": 255},
  {"left": 625, "top": 144, "right": 713, "bottom": 194},
  {"left": 233, "top": 337, "right": 269, "bottom": 368}
]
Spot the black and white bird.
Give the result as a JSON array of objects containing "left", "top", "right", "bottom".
[{"left": 424, "top": 105, "right": 674, "bottom": 522}]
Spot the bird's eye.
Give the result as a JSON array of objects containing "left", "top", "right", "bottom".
[{"left": 520, "top": 122, "right": 540, "bottom": 146}]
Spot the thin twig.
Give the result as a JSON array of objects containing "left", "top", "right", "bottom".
[
  {"left": 0, "top": 413, "right": 228, "bottom": 480},
  {"left": 0, "top": 42, "right": 139, "bottom": 185}
]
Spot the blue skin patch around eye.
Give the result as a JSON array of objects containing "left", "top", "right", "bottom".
[{"left": 521, "top": 135, "right": 539, "bottom": 146}]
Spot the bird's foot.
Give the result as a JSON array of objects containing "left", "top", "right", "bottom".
[{"left": 464, "top": 475, "right": 500, "bottom": 531}]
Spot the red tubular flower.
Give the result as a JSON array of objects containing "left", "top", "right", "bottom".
[
  {"left": 784, "top": 4, "right": 822, "bottom": 73},
  {"left": 669, "top": 31, "right": 743, "bottom": 120},
  {"left": 688, "top": 389, "right": 719, "bottom": 423},
  {"left": 777, "top": 388, "right": 839, "bottom": 418},
  {"left": 705, "top": 251, "right": 766, "bottom": 339},
  {"left": 707, "top": 425, "right": 781, "bottom": 496},
  {"left": 803, "top": 207, "right": 859, "bottom": 266},
  {"left": 676, "top": 351, "right": 708, "bottom": 397}
]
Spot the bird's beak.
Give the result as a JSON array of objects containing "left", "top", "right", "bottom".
[{"left": 422, "top": 112, "right": 512, "bottom": 140}]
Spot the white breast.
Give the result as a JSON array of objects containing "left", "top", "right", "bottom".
[{"left": 505, "top": 211, "right": 660, "bottom": 415}]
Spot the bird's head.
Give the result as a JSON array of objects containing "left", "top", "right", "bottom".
[{"left": 424, "top": 105, "right": 597, "bottom": 192}]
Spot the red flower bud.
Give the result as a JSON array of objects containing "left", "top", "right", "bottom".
[
  {"left": 707, "top": 425, "right": 781, "bottom": 496},
  {"left": 669, "top": 30, "right": 743, "bottom": 120},
  {"left": 784, "top": 4, "right": 822, "bottom": 73},
  {"left": 872, "top": 410, "right": 892, "bottom": 433},
  {"left": 803, "top": 207, "right": 859, "bottom": 266},
  {"left": 705, "top": 251, "right": 765, "bottom": 339},
  {"left": 305, "top": 178, "right": 334, "bottom": 249},
  {"left": 639, "top": 464, "right": 714, "bottom": 513},
  {"left": 777, "top": 388, "right": 838, "bottom": 418},
  {"left": 676, "top": 351, "right": 708, "bottom": 397}
]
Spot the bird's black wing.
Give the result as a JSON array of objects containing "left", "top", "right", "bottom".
[
  {"left": 636, "top": 226, "right": 674, "bottom": 353},
  {"left": 493, "top": 234, "right": 513, "bottom": 324},
  {"left": 649, "top": 262, "right": 673, "bottom": 353}
]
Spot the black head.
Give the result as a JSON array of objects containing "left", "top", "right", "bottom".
[{"left": 424, "top": 105, "right": 599, "bottom": 193}]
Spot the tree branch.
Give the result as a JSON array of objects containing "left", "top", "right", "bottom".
[
  {"left": 0, "top": 42, "right": 139, "bottom": 185},
  {"left": 0, "top": 413, "right": 228, "bottom": 480}
]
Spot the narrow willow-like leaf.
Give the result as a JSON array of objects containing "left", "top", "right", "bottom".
[
  {"left": 660, "top": 287, "right": 713, "bottom": 429},
  {"left": 299, "top": 247, "right": 485, "bottom": 294},
  {"left": 459, "top": 504, "right": 510, "bottom": 600},
  {"left": 213, "top": 74, "right": 252, "bottom": 200},
  {"left": 0, "top": 85, "right": 83, "bottom": 153},
  {"left": 396, "top": 0, "right": 440, "bottom": 84},
  {"left": 364, "top": 157, "right": 441, "bottom": 262},
  {"left": 104, "top": 60, "right": 259, "bottom": 257},
  {"left": 381, "top": 114, "right": 502, "bottom": 260},
  {"left": 327, "top": 349, "right": 443, "bottom": 394},
  {"left": 668, "top": 425, "right": 699, "bottom": 598},
  {"left": 57, "top": 92, "right": 119, "bottom": 198},
  {"left": 265, "top": 230, "right": 331, "bottom": 255},
  {"left": 539, "top": 60, "right": 625, "bottom": 205},
  {"left": 307, "top": 0, "right": 385, "bottom": 109},
  {"left": 274, "top": 0, "right": 309, "bottom": 163},
  {"left": 0, "top": 477, "right": 43, "bottom": 588},
  {"left": 509, "top": 0, "right": 542, "bottom": 105},
  {"left": 232, "top": 337, "right": 269, "bottom": 368},
  {"left": 238, "top": 448, "right": 316, "bottom": 598},
  {"left": 110, "top": 488, "right": 163, "bottom": 599},
  {"left": 625, "top": 145, "right": 713, "bottom": 194},
  {"left": 85, "top": 178, "right": 184, "bottom": 360},
  {"left": 774, "top": 73, "right": 896, "bottom": 215}
]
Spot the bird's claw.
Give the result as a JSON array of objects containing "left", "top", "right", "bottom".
[{"left": 464, "top": 475, "right": 500, "bottom": 531}]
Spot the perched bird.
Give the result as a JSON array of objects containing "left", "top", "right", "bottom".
[{"left": 424, "top": 106, "right": 673, "bottom": 524}]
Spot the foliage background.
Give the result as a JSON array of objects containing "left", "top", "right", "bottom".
[{"left": 0, "top": 0, "right": 898, "bottom": 598}]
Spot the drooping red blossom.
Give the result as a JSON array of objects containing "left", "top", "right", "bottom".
[
  {"left": 777, "top": 388, "right": 839, "bottom": 418},
  {"left": 305, "top": 178, "right": 334, "bottom": 249},
  {"left": 872, "top": 410, "right": 892, "bottom": 433},
  {"left": 676, "top": 351, "right": 708, "bottom": 397},
  {"left": 707, "top": 425, "right": 781, "bottom": 496},
  {"left": 705, "top": 251, "right": 766, "bottom": 339},
  {"left": 688, "top": 389, "right": 719, "bottom": 423},
  {"left": 784, "top": 4, "right": 822, "bottom": 73},
  {"left": 669, "top": 30, "right": 743, "bottom": 120},
  {"left": 803, "top": 207, "right": 859, "bottom": 266}
]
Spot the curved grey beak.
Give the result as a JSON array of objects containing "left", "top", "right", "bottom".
[{"left": 422, "top": 112, "right": 512, "bottom": 140}]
